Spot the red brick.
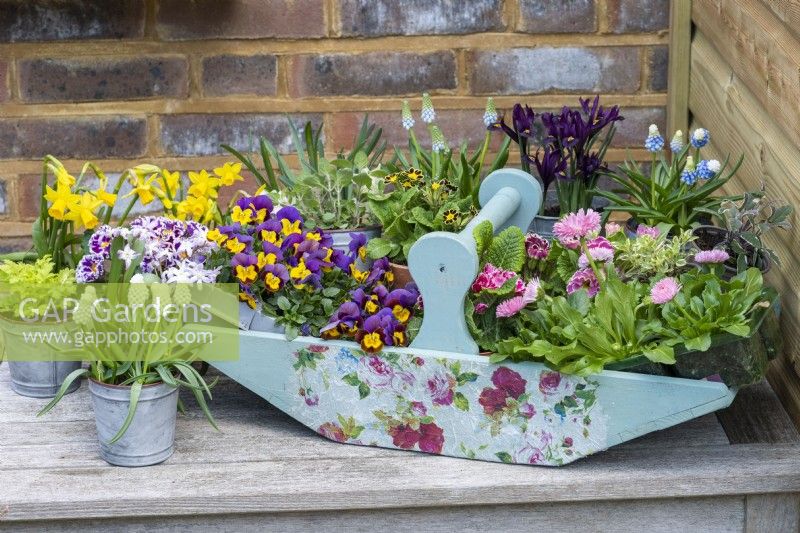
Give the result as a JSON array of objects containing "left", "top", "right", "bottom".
[
  {"left": 0, "top": 60, "right": 8, "bottom": 102},
  {"left": 611, "top": 107, "right": 666, "bottom": 148},
  {"left": 338, "top": 0, "right": 504, "bottom": 36},
  {"left": 156, "top": 0, "right": 325, "bottom": 40},
  {"left": 201, "top": 55, "right": 277, "bottom": 97},
  {"left": 18, "top": 57, "right": 189, "bottom": 103},
  {"left": 159, "top": 113, "right": 323, "bottom": 157},
  {"left": 607, "top": 0, "right": 669, "bottom": 33},
  {"left": 649, "top": 46, "right": 669, "bottom": 92},
  {"left": 0, "top": 1, "right": 145, "bottom": 42},
  {"left": 0, "top": 117, "right": 147, "bottom": 160},
  {"left": 289, "top": 52, "right": 456, "bottom": 97},
  {"left": 0, "top": 236, "right": 32, "bottom": 253},
  {"left": 519, "top": 0, "right": 596, "bottom": 33},
  {"left": 470, "top": 47, "right": 641, "bottom": 95}
]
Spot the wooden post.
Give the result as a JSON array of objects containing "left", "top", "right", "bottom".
[{"left": 667, "top": 0, "right": 692, "bottom": 135}]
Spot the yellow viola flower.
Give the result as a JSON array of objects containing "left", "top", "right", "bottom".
[
  {"left": 384, "top": 270, "right": 395, "bottom": 284},
  {"left": 392, "top": 304, "right": 411, "bottom": 324},
  {"left": 207, "top": 228, "right": 228, "bottom": 245},
  {"left": 44, "top": 182, "right": 79, "bottom": 220},
  {"left": 261, "top": 229, "right": 282, "bottom": 246},
  {"left": 231, "top": 205, "right": 254, "bottom": 225},
  {"left": 281, "top": 218, "right": 302, "bottom": 236},
  {"left": 64, "top": 191, "right": 103, "bottom": 229},
  {"left": 393, "top": 330, "right": 406, "bottom": 346},
  {"left": 306, "top": 232, "right": 322, "bottom": 242},
  {"left": 126, "top": 172, "right": 161, "bottom": 205},
  {"left": 361, "top": 332, "right": 383, "bottom": 353},
  {"left": 350, "top": 264, "right": 368, "bottom": 283},
  {"left": 257, "top": 252, "right": 277, "bottom": 269},
  {"left": 290, "top": 261, "right": 312, "bottom": 282},
  {"left": 264, "top": 272, "right": 282, "bottom": 291},
  {"left": 214, "top": 162, "right": 244, "bottom": 187},
  {"left": 365, "top": 295, "right": 379, "bottom": 314},
  {"left": 235, "top": 265, "right": 258, "bottom": 284},
  {"left": 187, "top": 170, "right": 220, "bottom": 199},
  {"left": 225, "top": 238, "right": 246, "bottom": 254},
  {"left": 239, "top": 291, "right": 257, "bottom": 309}
]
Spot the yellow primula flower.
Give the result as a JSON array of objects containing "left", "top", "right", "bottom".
[
  {"left": 64, "top": 191, "right": 103, "bottom": 229},
  {"left": 44, "top": 182, "right": 79, "bottom": 220},
  {"left": 231, "top": 205, "right": 254, "bottom": 225},
  {"left": 187, "top": 170, "right": 220, "bottom": 199},
  {"left": 214, "top": 162, "right": 244, "bottom": 187},
  {"left": 281, "top": 218, "right": 302, "bottom": 236}
]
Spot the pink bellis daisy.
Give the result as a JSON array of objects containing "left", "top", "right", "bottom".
[
  {"left": 636, "top": 224, "right": 660, "bottom": 238},
  {"left": 650, "top": 277, "right": 680, "bottom": 304},
  {"left": 695, "top": 249, "right": 730, "bottom": 264},
  {"left": 553, "top": 209, "right": 601, "bottom": 249},
  {"left": 496, "top": 278, "right": 541, "bottom": 318}
]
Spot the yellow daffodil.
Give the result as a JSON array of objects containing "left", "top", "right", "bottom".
[
  {"left": 231, "top": 205, "right": 254, "bottom": 225},
  {"left": 159, "top": 170, "right": 181, "bottom": 198},
  {"left": 235, "top": 264, "right": 258, "bottom": 284},
  {"left": 181, "top": 195, "right": 210, "bottom": 221},
  {"left": 52, "top": 165, "right": 76, "bottom": 187},
  {"left": 214, "top": 162, "right": 244, "bottom": 187},
  {"left": 126, "top": 172, "right": 162, "bottom": 205},
  {"left": 44, "top": 182, "right": 79, "bottom": 220},
  {"left": 187, "top": 170, "right": 219, "bottom": 199},
  {"left": 392, "top": 304, "right": 411, "bottom": 323},
  {"left": 64, "top": 191, "right": 103, "bottom": 229}
]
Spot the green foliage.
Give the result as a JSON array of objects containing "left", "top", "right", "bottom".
[
  {"left": 265, "top": 274, "right": 350, "bottom": 340},
  {"left": 366, "top": 168, "right": 474, "bottom": 264},
  {"left": 0, "top": 256, "right": 76, "bottom": 314},
  {"left": 222, "top": 115, "right": 388, "bottom": 229},
  {"left": 611, "top": 229, "right": 695, "bottom": 281},
  {"left": 493, "top": 267, "right": 676, "bottom": 375},
  {"left": 716, "top": 187, "right": 793, "bottom": 270},
  {"left": 661, "top": 268, "right": 768, "bottom": 351},
  {"left": 484, "top": 226, "right": 525, "bottom": 272},
  {"left": 595, "top": 144, "right": 743, "bottom": 229}
]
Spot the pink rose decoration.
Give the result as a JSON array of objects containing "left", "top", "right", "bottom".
[
  {"left": 304, "top": 394, "right": 319, "bottom": 406},
  {"left": 491, "top": 367, "right": 527, "bottom": 399},
  {"left": 519, "top": 402, "right": 536, "bottom": 419},
  {"left": 479, "top": 387, "right": 510, "bottom": 415},
  {"left": 359, "top": 355, "right": 395, "bottom": 389},
  {"left": 563, "top": 437, "right": 574, "bottom": 447},
  {"left": 389, "top": 424, "right": 419, "bottom": 449},
  {"left": 538, "top": 371, "right": 562, "bottom": 395},
  {"left": 418, "top": 422, "right": 445, "bottom": 454},
  {"left": 318, "top": 422, "right": 346, "bottom": 443},
  {"left": 410, "top": 401, "right": 427, "bottom": 416},
  {"left": 515, "top": 444, "right": 544, "bottom": 465},
  {"left": 427, "top": 371, "right": 455, "bottom": 406}
]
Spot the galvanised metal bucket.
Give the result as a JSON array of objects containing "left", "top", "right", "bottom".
[
  {"left": 327, "top": 226, "right": 381, "bottom": 270},
  {"left": 89, "top": 379, "right": 178, "bottom": 467},
  {"left": 8, "top": 361, "right": 82, "bottom": 398}
]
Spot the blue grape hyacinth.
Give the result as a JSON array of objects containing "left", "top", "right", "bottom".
[
  {"left": 670, "top": 130, "right": 684, "bottom": 152},
  {"left": 691, "top": 128, "right": 710, "bottom": 148},
  {"left": 695, "top": 159, "right": 720, "bottom": 180},
  {"left": 680, "top": 156, "right": 698, "bottom": 185},
  {"left": 645, "top": 124, "right": 664, "bottom": 152}
]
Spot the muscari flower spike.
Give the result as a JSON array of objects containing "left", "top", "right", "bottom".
[
  {"left": 421, "top": 93, "right": 436, "bottom": 124},
  {"left": 695, "top": 159, "right": 720, "bottom": 180},
  {"left": 691, "top": 128, "right": 710, "bottom": 148},
  {"left": 670, "top": 130, "right": 684, "bottom": 152},
  {"left": 644, "top": 124, "right": 665, "bottom": 152},
  {"left": 483, "top": 97, "right": 498, "bottom": 127},
  {"left": 430, "top": 124, "right": 446, "bottom": 153},
  {"left": 401, "top": 100, "right": 415, "bottom": 130},
  {"left": 680, "top": 155, "right": 698, "bottom": 185}
]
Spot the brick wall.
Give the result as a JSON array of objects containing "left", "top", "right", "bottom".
[{"left": 0, "top": 0, "right": 669, "bottom": 251}]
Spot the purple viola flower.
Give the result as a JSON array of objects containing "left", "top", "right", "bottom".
[
  {"left": 261, "top": 263, "right": 289, "bottom": 291},
  {"left": 237, "top": 194, "right": 273, "bottom": 216},
  {"left": 331, "top": 248, "right": 354, "bottom": 272},
  {"left": 275, "top": 205, "right": 303, "bottom": 223},
  {"left": 76, "top": 253, "right": 105, "bottom": 283},
  {"left": 366, "top": 256, "right": 392, "bottom": 285},
  {"left": 280, "top": 232, "right": 305, "bottom": 254},
  {"left": 348, "top": 232, "right": 368, "bottom": 260},
  {"left": 321, "top": 301, "right": 362, "bottom": 338}
]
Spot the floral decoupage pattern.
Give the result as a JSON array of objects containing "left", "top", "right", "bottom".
[{"left": 291, "top": 344, "right": 607, "bottom": 466}]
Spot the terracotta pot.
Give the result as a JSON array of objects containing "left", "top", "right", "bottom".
[{"left": 390, "top": 262, "right": 414, "bottom": 289}]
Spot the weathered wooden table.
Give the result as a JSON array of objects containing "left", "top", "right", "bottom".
[{"left": 2, "top": 364, "right": 800, "bottom": 532}]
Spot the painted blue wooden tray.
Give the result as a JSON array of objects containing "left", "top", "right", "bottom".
[{"left": 212, "top": 169, "right": 736, "bottom": 466}]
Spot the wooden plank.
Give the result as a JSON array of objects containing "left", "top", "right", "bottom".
[
  {"left": 759, "top": 0, "right": 800, "bottom": 38},
  {"left": 745, "top": 493, "right": 800, "bottom": 533},
  {"left": 1, "top": 443, "right": 799, "bottom": 522},
  {"left": 767, "top": 355, "right": 800, "bottom": 437},
  {"left": 717, "top": 381, "right": 800, "bottom": 444},
  {"left": 688, "top": 33, "right": 800, "bottom": 389},
  {"left": 0, "top": 496, "right": 747, "bottom": 532},
  {"left": 667, "top": 0, "right": 692, "bottom": 135},
  {"left": 693, "top": 0, "right": 800, "bottom": 148}
]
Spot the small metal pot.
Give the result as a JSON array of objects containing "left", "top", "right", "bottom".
[
  {"left": 89, "top": 379, "right": 178, "bottom": 467},
  {"left": 8, "top": 361, "right": 82, "bottom": 398},
  {"left": 238, "top": 302, "right": 286, "bottom": 333},
  {"left": 528, "top": 215, "right": 559, "bottom": 241}
]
